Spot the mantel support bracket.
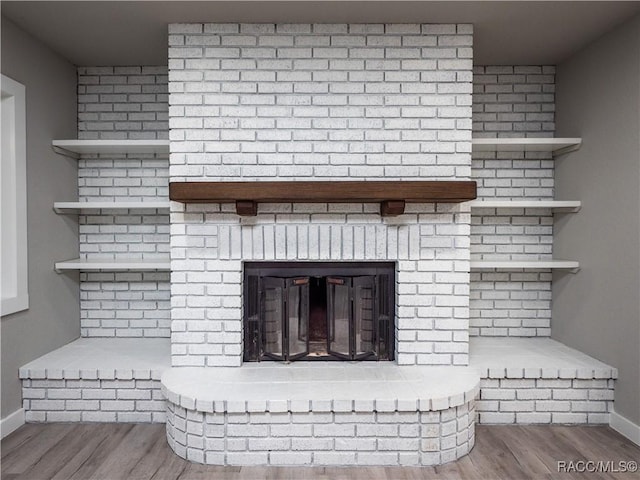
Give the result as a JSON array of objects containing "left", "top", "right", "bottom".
[
  {"left": 380, "top": 200, "right": 405, "bottom": 217},
  {"left": 236, "top": 200, "right": 258, "bottom": 216}
]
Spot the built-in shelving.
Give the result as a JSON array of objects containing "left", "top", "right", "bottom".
[
  {"left": 51, "top": 139, "right": 171, "bottom": 273},
  {"left": 52, "top": 139, "right": 169, "bottom": 158},
  {"left": 470, "top": 260, "right": 580, "bottom": 271},
  {"left": 469, "top": 139, "right": 582, "bottom": 272},
  {"left": 469, "top": 200, "right": 581, "bottom": 212},
  {"left": 53, "top": 201, "right": 171, "bottom": 214},
  {"left": 471, "top": 138, "right": 582, "bottom": 156},
  {"left": 54, "top": 258, "right": 170, "bottom": 272}
]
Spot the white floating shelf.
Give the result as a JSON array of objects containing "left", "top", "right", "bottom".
[
  {"left": 54, "top": 201, "right": 171, "bottom": 214},
  {"left": 52, "top": 139, "right": 169, "bottom": 158},
  {"left": 472, "top": 138, "right": 582, "bottom": 155},
  {"left": 471, "top": 260, "right": 580, "bottom": 271},
  {"left": 55, "top": 258, "right": 170, "bottom": 272},
  {"left": 469, "top": 200, "right": 581, "bottom": 212}
]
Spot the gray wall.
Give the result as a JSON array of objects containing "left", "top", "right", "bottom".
[
  {"left": 1, "top": 16, "right": 79, "bottom": 419},
  {"left": 554, "top": 14, "right": 640, "bottom": 425}
]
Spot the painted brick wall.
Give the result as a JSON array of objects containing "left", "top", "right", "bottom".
[
  {"left": 477, "top": 378, "right": 614, "bottom": 425},
  {"left": 23, "top": 378, "right": 165, "bottom": 423},
  {"left": 472, "top": 65, "right": 555, "bottom": 138},
  {"left": 77, "top": 67, "right": 170, "bottom": 337},
  {"left": 470, "top": 66, "right": 555, "bottom": 337},
  {"left": 80, "top": 272, "right": 170, "bottom": 337},
  {"left": 168, "top": 23, "right": 474, "bottom": 367},
  {"left": 168, "top": 23, "right": 473, "bottom": 182},
  {"left": 78, "top": 66, "right": 169, "bottom": 141},
  {"left": 78, "top": 61, "right": 554, "bottom": 342}
]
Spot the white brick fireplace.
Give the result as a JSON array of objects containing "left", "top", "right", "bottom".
[
  {"left": 162, "top": 22, "right": 479, "bottom": 465},
  {"left": 168, "top": 23, "right": 474, "bottom": 369},
  {"left": 18, "top": 21, "right": 619, "bottom": 469}
]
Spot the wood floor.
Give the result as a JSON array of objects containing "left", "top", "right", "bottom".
[{"left": 2, "top": 424, "right": 639, "bottom": 480}]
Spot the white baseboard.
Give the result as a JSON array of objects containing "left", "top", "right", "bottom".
[
  {"left": 610, "top": 409, "right": 640, "bottom": 446},
  {"left": 1, "top": 408, "right": 25, "bottom": 439}
]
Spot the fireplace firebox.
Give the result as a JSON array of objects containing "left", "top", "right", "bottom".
[{"left": 243, "top": 262, "right": 395, "bottom": 362}]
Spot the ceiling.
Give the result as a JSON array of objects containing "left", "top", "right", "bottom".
[{"left": 2, "top": 1, "right": 640, "bottom": 66}]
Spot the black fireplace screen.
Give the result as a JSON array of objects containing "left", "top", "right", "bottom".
[{"left": 243, "top": 262, "right": 395, "bottom": 362}]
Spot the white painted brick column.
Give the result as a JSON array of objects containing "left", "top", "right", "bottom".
[{"left": 168, "top": 23, "right": 474, "bottom": 367}]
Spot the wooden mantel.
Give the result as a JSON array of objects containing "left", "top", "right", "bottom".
[{"left": 169, "top": 181, "right": 477, "bottom": 216}]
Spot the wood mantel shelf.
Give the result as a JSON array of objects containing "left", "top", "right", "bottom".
[{"left": 169, "top": 181, "right": 477, "bottom": 216}]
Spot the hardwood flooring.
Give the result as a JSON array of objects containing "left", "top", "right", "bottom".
[{"left": 2, "top": 424, "right": 639, "bottom": 480}]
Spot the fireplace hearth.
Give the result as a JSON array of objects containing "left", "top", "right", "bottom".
[{"left": 243, "top": 262, "right": 395, "bottom": 362}]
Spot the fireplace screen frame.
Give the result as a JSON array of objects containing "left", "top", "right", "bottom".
[{"left": 243, "top": 262, "right": 395, "bottom": 362}]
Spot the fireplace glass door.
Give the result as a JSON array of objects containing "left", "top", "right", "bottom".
[
  {"left": 327, "top": 276, "right": 376, "bottom": 360},
  {"left": 244, "top": 262, "right": 394, "bottom": 362},
  {"left": 286, "top": 277, "right": 310, "bottom": 360},
  {"left": 260, "top": 277, "right": 309, "bottom": 361}
]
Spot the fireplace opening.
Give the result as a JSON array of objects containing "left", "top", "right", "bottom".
[{"left": 243, "top": 262, "right": 395, "bottom": 362}]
